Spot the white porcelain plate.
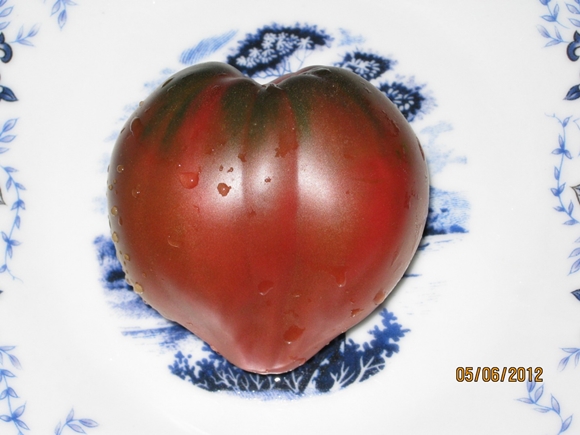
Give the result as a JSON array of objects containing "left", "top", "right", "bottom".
[{"left": 1, "top": 1, "right": 579, "bottom": 434}]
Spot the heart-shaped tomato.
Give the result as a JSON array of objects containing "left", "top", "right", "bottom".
[{"left": 107, "top": 62, "right": 428, "bottom": 374}]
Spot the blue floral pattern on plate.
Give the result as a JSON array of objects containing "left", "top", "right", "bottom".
[
  {"left": 518, "top": 380, "right": 573, "bottom": 435},
  {"left": 5, "top": 2, "right": 570, "bottom": 432},
  {"left": 0, "top": 0, "right": 30, "bottom": 284},
  {"left": 0, "top": 347, "right": 99, "bottom": 435},
  {"left": 524, "top": 1, "right": 580, "bottom": 433},
  {"left": 0, "top": 3, "right": 99, "bottom": 432}
]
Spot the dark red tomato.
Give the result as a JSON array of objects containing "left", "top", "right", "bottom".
[{"left": 107, "top": 62, "right": 429, "bottom": 374}]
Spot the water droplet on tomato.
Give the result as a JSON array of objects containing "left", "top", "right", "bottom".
[
  {"left": 108, "top": 184, "right": 113, "bottom": 191},
  {"left": 217, "top": 183, "right": 231, "bottom": 196},
  {"left": 130, "top": 117, "right": 144, "bottom": 138},
  {"left": 238, "top": 153, "right": 247, "bottom": 162},
  {"left": 350, "top": 308, "right": 363, "bottom": 317},
  {"left": 178, "top": 172, "right": 199, "bottom": 189},
  {"left": 373, "top": 288, "right": 388, "bottom": 305},
  {"left": 124, "top": 253, "right": 130, "bottom": 261},
  {"left": 264, "top": 177, "right": 271, "bottom": 183},
  {"left": 116, "top": 165, "right": 124, "bottom": 173},
  {"left": 227, "top": 167, "right": 233, "bottom": 173},
  {"left": 133, "top": 282, "right": 144, "bottom": 294},
  {"left": 283, "top": 325, "right": 304, "bottom": 344},
  {"left": 258, "top": 280, "right": 274, "bottom": 295},
  {"left": 330, "top": 266, "right": 347, "bottom": 287},
  {"left": 167, "top": 235, "right": 181, "bottom": 248},
  {"left": 219, "top": 165, "right": 224, "bottom": 171},
  {"left": 110, "top": 206, "right": 118, "bottom": 216},
  {"left": 118, "top": 216, "right": 123, "bottom": 226},
  {"left": 112, "top": 232, "right": 119, "bottom": 243},
  {"left": 132, "top": 186, "right": 141, "bottom": 198},
  {"left": 138, "top": 100, "right": 144, "bottom": 107}
]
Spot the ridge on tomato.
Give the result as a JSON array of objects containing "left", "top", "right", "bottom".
[{"left": 107, "top": 62, "right": 429, "bottom": 374}]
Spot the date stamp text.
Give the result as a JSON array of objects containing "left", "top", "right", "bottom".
[{"left": 456, "top": 367, "right": 543, "bottom": 383}]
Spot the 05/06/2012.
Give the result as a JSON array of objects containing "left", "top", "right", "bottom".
[{"left": 456, "top": 367, "right": 544, "bottom": 383}]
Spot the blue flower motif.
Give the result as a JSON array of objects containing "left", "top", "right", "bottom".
[
  {"left": 378, "top": 81, "right": 426, "bottom": 122},
  {"left": 568, "top": 3, "right": 580, "bottom": 18},
  {"left": 0, "top": 346, "right": 28, "bottom": 434},
  {"left": 559, "top": 346, "right": 580, "bottom": 369},
  {"left": 0, "top": 32, "right": 11, "bottom": 62},
  {"left": 537, "top": 24, "right": 566, "bottom": 47},
  {"left": 565, "top": 84, "right": 580, "bottom": 100},
  {"left": 12, "top": 25, "right": 40, "bottom": 47},
  {"left": 49, "top": 0, "right": 77, "bottom": 29},
  {"left": 541, "top": 2, "right": 562, "bottom": 24},
  {"left": 1, "top": 346, "right": 99, "bottom": 434},
  {"left": 549, "top": 115, "right": 578, "bottom": 220},
  {"left": 0, "top": 119, "right": 24, "bottom": 279},
  {"left": 567, "top": 32, "right": 580, "bottom": 61},
  {"left": 546, "top": 115, "right": 580, "bottom": 273},
  {"left": 1, "top": 231, "right": 19, "bottom": 258},
  {"left": 518, "top": 381, "right": 573, "bottom": 434},
  {"left": 335, "top": 51, "right": 393, "bottom": 81},
  {"left": 0, "top": 85, "right": 16, "bottom": 102},
  {"left": 0, "top": 4, "right": 12, "bottom": 19},
  {"left": 226, "top": 24, "right": 331, "bottom": 78},
  {"left": 169, "top": 309, "right": 408, "bottom": 397},
  {"left": 54, "top": 409, "right": 99, "bottom": 435}
]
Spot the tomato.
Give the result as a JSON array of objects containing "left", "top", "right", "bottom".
[{"left": 107, "top": 62, "right": 429, "bottom": 374}]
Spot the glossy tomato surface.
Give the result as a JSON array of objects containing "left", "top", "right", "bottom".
[{"left": 107, "top": 62, "right": 429, "bottom": 374}]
